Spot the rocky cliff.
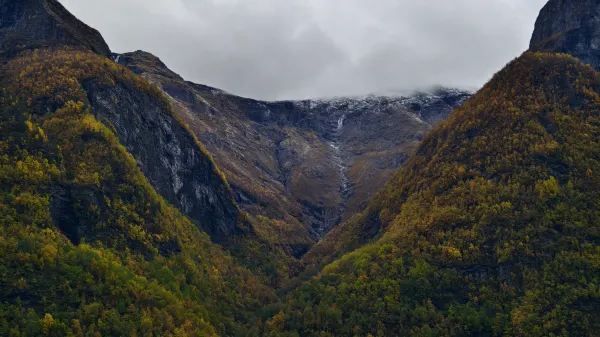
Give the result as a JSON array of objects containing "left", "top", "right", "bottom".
[
  {"left": 117, "top": 51, "right": 470, "bottom": 241},
  {"left": 530, "top": 0, "right": 600, "bottom": 70},
  {"left": 0, "top": 0, "right": 241, "bottom": 243},
  {"left": 84, "top": 79, "right": 242, "bottom": 242},
  {"left": 0, "top": 0, "right": 110, "bottom": 56}
]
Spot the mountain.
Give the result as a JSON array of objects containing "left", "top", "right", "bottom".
[
  {"left": 301, "top": 0, "right": 600, "bottom": 289},
  {"left": 530, "top": 0, "right": 600, "bottom": 70},
  {"left": 0, "top": 0, "right": 110, "bottom": 57},
  {"left": 0, "top": 2, "right": 278, "bottom": 336},
  {"left": 2, "top": 0, "right": 597, "bottom": 336},
  {"left": 276, "top": 51, "right": 600, "bottom": 337},
  {"left": 0, "top": 49, "right": 276, "bottom": 337},
  {"left": 0, "top": 0, "right": 299, "bottom": 286},
  {"left": 272, "top": 4, "right": 600, "bottom": 336},
  {"left": 0, "top": 1, "right": 245, "bottom": 243},
  {"left": 83, "top": 56, "right": 242, "bottom": 243},
  {"left": 0, "top": 3, "right": 468, "bottom": 334},
  {"left": 115, "top": 50, "right": 469, "bottom": 253}
]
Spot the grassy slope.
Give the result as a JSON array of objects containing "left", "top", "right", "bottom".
[
  {"left": 0, "top": 48, "right": 277, "bottom": 337},
  {"left": 273, "top": 52, "right": 600, "bottom": 337}
]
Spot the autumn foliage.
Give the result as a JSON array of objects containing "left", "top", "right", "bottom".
[
  {"left": 273, "top": 53, "right": 600, "bottom": 337},
  {"left": 0, "top": 49, "right": 275, "bottom": 337}
]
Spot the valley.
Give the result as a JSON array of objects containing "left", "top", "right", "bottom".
[
  {"left": 0, "top": 0, "right": 597, "bottom": 336},
  {"left": 115, "top": 49, "right": 469, "bottom": 253}
]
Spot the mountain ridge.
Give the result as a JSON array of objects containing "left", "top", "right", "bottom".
[
  {"left": 0, "top": 0, "right": 110, "bottom": 57},
  {"left": 115, "top": 50, "right": 470, "bottom": 244}
]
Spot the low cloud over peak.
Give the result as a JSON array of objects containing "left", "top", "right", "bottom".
[{"left": 61, "top": 0, "right": 547, "bottom": 100}]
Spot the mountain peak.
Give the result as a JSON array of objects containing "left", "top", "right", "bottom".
[
  {"left": 0, "top": 0, "right": 110, "bottom": 57},
  {"left": 530, "top": 0, "right": 600, "bottom": 70},
  {"left": 115, "top": 50, "right": 184, "bottom": 81}
]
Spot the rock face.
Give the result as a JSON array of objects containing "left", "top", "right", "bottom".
[
  {"left": 0, "top": 0, "right": 110, "bottom": 56},
  {"left": 530, "top": 0, "right": 600, "bottom": 70},
  {"left": 83, "top": 79, "right": 241, "bottom": 242},
  {"left": 118, "top": 51, "right": 470, "bottom": 239},
  {"left": 0, "top": 0, "right": 240, "bottom": 242}
]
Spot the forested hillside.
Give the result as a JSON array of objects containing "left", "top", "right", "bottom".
[
  {"left": 273, "top": 52, "right": 600, "bottom": 337},
  {"left": 0, "top": 48, "right": 276, "bottom": 337}
]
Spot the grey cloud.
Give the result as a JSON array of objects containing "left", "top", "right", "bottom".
[{"left": 61, "top": 0, "right": 548, "bottom": 100}]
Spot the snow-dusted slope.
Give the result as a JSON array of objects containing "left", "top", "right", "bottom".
[{"left": 290, "top": 90, "right": 471, "bottom": 230}]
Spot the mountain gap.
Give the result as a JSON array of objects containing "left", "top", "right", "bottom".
[{"left": 0, "top": 0, "right": 597, "bottom": 336}]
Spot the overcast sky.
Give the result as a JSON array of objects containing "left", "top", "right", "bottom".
[{"left": 61, "top": 0, "right": 548, "bottom": 100}]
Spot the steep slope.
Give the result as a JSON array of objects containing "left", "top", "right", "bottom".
[
  {"left": 18, "top": 47, "right": 242, "bottom": 242},
  {"left": 0, "top": 0, "right": 306, "bottom": 288},
  {"left": 0, "top": 0, "right": 242, "bottom": 243},
  {"left": 116, "top": 51, "right": 469, "bottom": 246},
  {"left": 274, "top": 52, "right": 600, "bottom": 336},
  {"left": 83, "top": 60, "right": 242, "bottom": 243},
  {"left": 0, "top": 1, "right": 285, "bottom": 335},
  {"left": 530, "top": 0, "right": 600, "bottom": 70},
  {"left": 0, "top": 48, "right": 275, "bottom": 337},
  {"left": 0, "top": 0, "right": 110, "bottom": 57},
  {"left": 305, "top": 0, "right": 600, "bottom": 283}
]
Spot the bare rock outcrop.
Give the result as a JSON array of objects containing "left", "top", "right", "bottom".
[{"left": 530, "top": 0, "right": 600, "bottom": 70}]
